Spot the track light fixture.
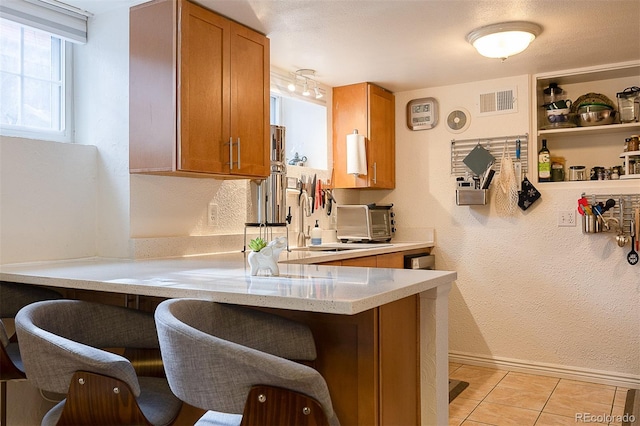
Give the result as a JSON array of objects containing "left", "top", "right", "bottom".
[{"left": 288, "top": 69, "right": 324, "bottom": 99}]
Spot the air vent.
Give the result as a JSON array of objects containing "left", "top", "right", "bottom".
[{"left": 478, "top": 87, "right": 517, "bottom": 115}]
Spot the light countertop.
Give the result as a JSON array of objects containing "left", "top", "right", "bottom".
[{"left": 0, "top": 243, "right": 453, "bottom": 315}]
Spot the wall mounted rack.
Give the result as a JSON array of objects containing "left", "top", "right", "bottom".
[
  {"left": 451, "top": 134, "right": 529, "bottom": 177},
  {"left": 580, "top": 192, "right": 640, "bottom": 236}
]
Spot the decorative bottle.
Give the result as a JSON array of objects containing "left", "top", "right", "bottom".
[{"left": 538, "top": 139, "right": 551, "bottom": 182}]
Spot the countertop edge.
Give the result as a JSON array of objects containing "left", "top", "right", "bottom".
[{"left": 279, "top": 241, "right": 434, "bottom": 264}]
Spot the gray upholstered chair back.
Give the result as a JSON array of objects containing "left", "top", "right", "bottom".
[
  {"left": 15, "top": 299, "right": 160, "bottom": 396},
  {"left": 0, "top": 282, "right": 61, "bottom": 347},
  {"left": 155, "top": 298, "right": 340, "bottom": 425}
]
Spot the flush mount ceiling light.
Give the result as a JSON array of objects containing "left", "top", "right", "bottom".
[
  {"left": 288, "top": 69, "right": 324, "bottom": 99},
  {"left": 466, "top": 21, "right": 542, "bottom": 60}
]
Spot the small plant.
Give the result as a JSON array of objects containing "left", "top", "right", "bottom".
[{"left": 248, "top": 237, "right": 267, "bottom": 252}]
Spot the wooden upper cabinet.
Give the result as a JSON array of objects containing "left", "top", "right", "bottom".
[
  {"left": 228, "top": 23, "right": 271, "bottom": 177},
  {"left": 332, "top": 82, "right": 395, "bottom": 189},
  {"left": 129, "top": 0, "right": 270, "bottom": 178}
]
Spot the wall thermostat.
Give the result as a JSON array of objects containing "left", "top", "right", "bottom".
[{"left": 406, "top": 97, "right": 438, "bottom": 130}]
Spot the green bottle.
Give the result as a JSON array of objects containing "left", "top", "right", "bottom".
[{"left": 538, "top": 139, "right": 551, "bottom": 182}]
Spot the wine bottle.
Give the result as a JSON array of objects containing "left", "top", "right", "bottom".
[{"left": 538, "top": 139, "right": 551, "bottom": 182}]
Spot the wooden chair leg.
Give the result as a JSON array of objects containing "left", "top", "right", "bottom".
[
  {"left": 240, "top": 385, "right": 330, "bottom": 426},
  {"left": 57, "top": 371, "right": 155, "bottom": 426},
  {"left": 1, "top": 381, "right": 6, "bottom": 426},
  {"left": 1, "top": 344, "right": 26, "bottom": 426}
]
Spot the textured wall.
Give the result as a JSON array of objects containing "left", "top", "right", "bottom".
[{"left": 360, "top": 75, "right": 640, "bottom": 381}]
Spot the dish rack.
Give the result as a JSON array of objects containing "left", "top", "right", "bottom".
[{"left": 580, "top": 192, "right": 640, "bottom": 235}]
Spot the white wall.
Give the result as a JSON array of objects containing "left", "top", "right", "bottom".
[
  {"left": 360, "top": 75, "right": 640, "bottom": 383},
  {"left": 74, "top": 7, "right": 132, "bottom": 259},
  {"left": 0, "top": 137, "right": 97, "bottom": 264}
]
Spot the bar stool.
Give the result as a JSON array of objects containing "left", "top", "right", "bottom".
[
  {"left": 154, "top": 298, "right": 340, "bottom": 426},
  {"left": 0, "top": 281, "right": 62, "bottom": 425},
  {"left": 15, "top": 299, "right": 182, "bottom": 426}
]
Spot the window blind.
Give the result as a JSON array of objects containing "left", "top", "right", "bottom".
[{"left": 0, "top": 0, "right": 88, "bottom": 43}]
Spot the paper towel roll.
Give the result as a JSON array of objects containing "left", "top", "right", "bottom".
[{"left": 346, "top": 132, "right": 367, "bottom": 175}]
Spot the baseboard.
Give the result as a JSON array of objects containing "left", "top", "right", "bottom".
[{"left": 449, "top": 351, "right": 640, "bottom": 388}]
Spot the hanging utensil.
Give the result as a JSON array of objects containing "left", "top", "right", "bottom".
[
  {"left": 628, "top": 220, "right": 638, "bottom": 265},
  {"left": 315, "top": 179, "right": 322, "bottom": 212},
  {"left": 311, "top": 174, "right": 317, "bottom": 213},
  {"left": 514, "top": 138, "right": 522, "bottom": 185},
  {"left": 635, "top": 206, "right": 640, "bottom": 252},
  {"left": 326, "top": 189, "right": 335, "bottom": 216}
]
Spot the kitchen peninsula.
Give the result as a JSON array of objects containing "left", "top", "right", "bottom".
[{"left": 1, "top": 247, "right": 455, "bottom": 425}]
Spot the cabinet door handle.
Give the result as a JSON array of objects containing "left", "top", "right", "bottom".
[
  {"left": 373, "top": 162, "right": 377, "bottom": 184},
  {"left": 228, "top": 137, "right": 234, "bottom": 170},
  {"left": 237, "top": 137, "right": 241, "bottom": 170}
]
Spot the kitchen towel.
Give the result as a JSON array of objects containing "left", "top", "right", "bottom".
[{"left": 518, "top": 177, "right": 541, "bottom": 211}]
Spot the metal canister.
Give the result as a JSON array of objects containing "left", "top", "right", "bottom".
[{"left": 590, "top": 166, "right": 605, "bottom": 180}]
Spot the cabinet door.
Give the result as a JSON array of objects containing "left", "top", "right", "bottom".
[
  {"left": 179, "top": 1, "right": 230, "bottom": 174},
  {"left": 229, "top": 23, "right": 270, "bottom": 178},
  {"left": 367, "top": 84, "right": 395, "bottom": 189},
  {"left": 342, "top": 256, "right": 377, "bottom": 267},
  {"left": 332, "top": 83, "right": 368, "bottom": 188},
  {"left": 332, "top": 83, "right": 395, "bottom": 189},
  {"left": 376, "top": 252, "right": 404, "bottom": 268}
]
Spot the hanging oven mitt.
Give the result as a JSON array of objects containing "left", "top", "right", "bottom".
[{"left": 518, "top": 176, "right": 541, "bottom": 211}]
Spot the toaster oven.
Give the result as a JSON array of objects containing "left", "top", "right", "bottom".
[{"left": 336, "top": 204, "right": 395, "bottom": 243}]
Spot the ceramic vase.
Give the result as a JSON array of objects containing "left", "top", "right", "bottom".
[{"left": 248, "top": 237, "right": 287, "bottom": 276}]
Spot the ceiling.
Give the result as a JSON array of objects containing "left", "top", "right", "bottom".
[{"left": 67, "top": 0, "right": 640, "bottom": 92}]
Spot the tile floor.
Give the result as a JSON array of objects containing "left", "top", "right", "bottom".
[{"left": 449, "top": 362, "right": 633, "bottom": 426}]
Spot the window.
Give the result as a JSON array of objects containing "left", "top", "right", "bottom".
[{"left": 0, "top": 18, "right": 71, "bottom": 142}]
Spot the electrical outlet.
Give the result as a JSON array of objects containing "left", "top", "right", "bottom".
[
  {"left": 208, "top": 203, "right": 218, "bottom": 227},
  {"left": 557, "top": 210, "right": 576, "bottom": 227}
]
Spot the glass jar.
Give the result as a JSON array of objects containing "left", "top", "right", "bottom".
[
  {"left": 610, "top": 166, "right": 621, "bottom": 180},
  {"left": 628, "top": 135, "right": 640, "bottom": 152},
  {"left": 617, "top": 87, "right": 640, "bottom": 123},
  {"left": 551, "top": 162, "right": 565, "bottom": 182}
]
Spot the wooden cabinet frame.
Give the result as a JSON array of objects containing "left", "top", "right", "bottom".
[
  {"left": 129, "top": 0, "right": 270, "bottom": 179},
  {"left": 333, "top": 82, "right": 396, "bottom": 189}
]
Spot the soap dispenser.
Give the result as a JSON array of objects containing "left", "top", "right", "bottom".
[{"left": 311, "top": 220, "right": 322, "bottom": 245}]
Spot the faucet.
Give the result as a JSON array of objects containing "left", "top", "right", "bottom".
[{"left": 297, "top": 190, "right": 312, "bottom": 247}]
